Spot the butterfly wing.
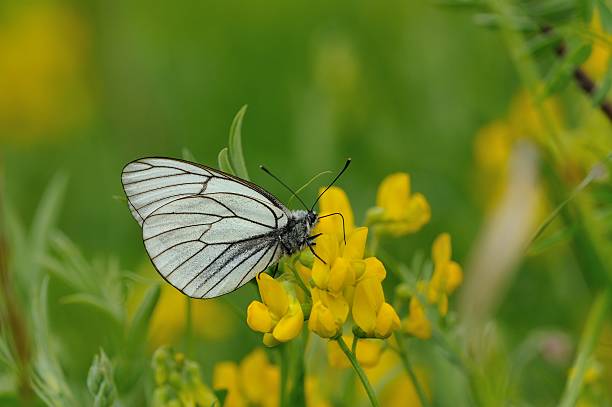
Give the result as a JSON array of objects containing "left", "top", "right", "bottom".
[
  {"left": 121, "top": 157, "right": 289, "bottom": 226},
  {"left": 121, "top": 157, "right": 289, "bottom": 298}
]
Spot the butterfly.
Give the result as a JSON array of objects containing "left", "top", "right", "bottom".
[{"left": 121, "top": 157, "right": 349, "bottom": 299}]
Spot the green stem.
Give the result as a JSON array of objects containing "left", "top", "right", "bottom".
[
  {"left": 394, "top": 333, "right": 431, "bottom": 407},
  {"left": 558, "top": 288, "right": 611, "bottom": 407},
  {"left": 335, "top": 336, "right": 379, "bottom": 407},
  {"left": 287, "top": 263, "right": 311, "bottom": 298}
]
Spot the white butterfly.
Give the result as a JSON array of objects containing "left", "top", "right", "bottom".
[{"left": 121, "top": 157, "right": 349, "bottom": 299}]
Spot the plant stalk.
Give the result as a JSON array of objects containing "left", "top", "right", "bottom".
[{"left": 336, "top": 336, "right": 379, "bottom": 407}]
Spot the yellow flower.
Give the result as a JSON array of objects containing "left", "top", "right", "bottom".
[
  {"left": 127, "top": 265, "right": 235, "bottom": 349},
  {"left": 352, "top": 260, "right": 400, "bottom": 339},
  {"left": 310, "top": 228, "right": 368, "bottom": 292},
  {"left": 426, "top": 233, "right": 463, "bottom": 306},
  {"left": 374, "top": 173, "right": 431, "bottom": 236},
  {"left": 402, "top": 296, "right": 432, "bottom": 340},
  {"left": 362, "top": 350, "right": 429, "bottom": 406},
  {"left": 0, "top": 4, "right": 92, "bottom": 142},
  {"left": 213, "top": 348, "right": 279, "bottom": 407},
  {"left": 305, "top": 376, "right": 332, "bottom": 407},
  {"left": 316, "top": 186, "right": 355, "bottom": 239},
  {"left": 308, "top": 288, "right": 348, "bottom": 338},
  {"left": 327, "top": 335, "right": 383, "bottom": 368},
  {"left": 247, "top": 274, "right": 304, "bottom": 346}
]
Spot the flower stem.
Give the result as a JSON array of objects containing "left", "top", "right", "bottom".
[
  {"left": 394, "top": 333, "right": 430, "bottom": 407},
  {"left": 335, "top": 336, "right": 379, "bottom": 407},
  {"left": 287, "top": 262, "right": 311, "bottom": 298},
  {"left": 558, "top": 287, "right": 611, "bottom": 407}
]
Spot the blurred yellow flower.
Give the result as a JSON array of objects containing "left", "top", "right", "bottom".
[
  {"left": 0, "top": 4, "right": 92, "bottom": 142},
  {"left": 213, "top": 348, "right": 279, "bottom": 407},
  {"left": 426, "top": 233, "right": 463, "bottom": 306},
  {"left": 128, "top": 271, "right": 235, "bottom": 349},
  {"left": 583, "top": 10, "right": 612, "bottom": 80},
  {"left": 247, "top": 273, "right": 304, "bottom": 347},
  {"left": 305, "top": 376, "right": 332, "bottom": 407},
  {"left": 403, "top": 234, "right": 462, "bottom": 340},
  {"left": 327, "top": 335, "right": 383, "bottom": 368},
  {"left": 402, "top": 296, "right": 432, "bottom": 340},
  {"left": 363, "top": 350, "right": 429, "bottom": 406},
  {"left": 373, "top": 173, "right": 431, "bottom": 236}
]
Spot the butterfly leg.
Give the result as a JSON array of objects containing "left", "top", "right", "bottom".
[{"left": 308, "top": 243, "right": 326, "bottom": 264}]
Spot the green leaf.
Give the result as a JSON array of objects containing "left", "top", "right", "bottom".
[
  {"left": 598, "top": 0, "right": 612, "bottom": 33},
  {"left": 181, "top": 148, "right": 197, "bottom": 162},
  {"left": 578, "top": 0, "right": 595, "bottom": 22},
  {"left": 31, "top": 172, "right": 68, "bottom": 258},
  {"left": 127, "top": 284, "right": 161, "bottom": 349},
  {"left": 60, "top": 293, "right": 122, "bottom": 322},
  {"left": 526, "top": 226, "right": 575, "bottom": 256},
  {"left": 213, "top": 389, "right": 227, "bottom": 406},
  {"left": 521, "top": 31, "right": 562, "bottom": 56},
  {"left": 592, "top": 56, "right": 612, "bottom": 105},
  {"left": 217, "top": 147, "right": 235, "bottom": 175},
  {"left": 543, "top": 42, "right": 592, "bottom": 97},
  {"left": 87, "top": 349, "right": 118, "bottom": 407},
  {"left": 228, "top": 105, "right": 250, "bottom": 180}
]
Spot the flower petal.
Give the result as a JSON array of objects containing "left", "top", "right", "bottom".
[
  {"left": 343, "top": 227, "right": 368, "bottom": 260},
  {"left": 363, "top": 257, "right": 386, "bottom": 281},
  {"left": 376, "top": 173, "right": 410, "bottom": 219},
  {"left": 317, "top": 186, "right": 355, "bottom": 234},
  {"left": 374, "top": 302, "right": 400, "bottom": 338},
  {"left": 272, "top": 302, "right": 304, "bottom": 342},
  {"left": 258, "top": 273, "right": 289, "bottom": 317},
  {"left": 308, "top": 301, "right": 339, "bottom": 338},
  {"left": 246, "top": 301, "right": 273, "bottom": 333},
  {"left": 352, "top": 277, "right": 384, "bottom": 335},
  {"left": 328, "top": 257, "right": 349, "bottom": 292},
  {"left": 432, "top": 233, "right": 451, "bottom": 265}
]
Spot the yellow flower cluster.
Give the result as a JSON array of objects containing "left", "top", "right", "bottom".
[
  {"left": 213, "top": 348, "right": 279, "bottom": 407},
  {"left": 247, "top": 172, "right": 432, "bottom": 348},
  {"left": 212, "top": 348, "right": 331, "bottom": 407},
  {"left": 403, "top": 233, "right": 463, "bottom": 339},
  {"left": 0, "top": 4, "right": 92, "bottom": 142},
  {"left": 246, "top": 273, "right": 304, "bottom": 347},
  {"left": 373, "top": 172, "right": 431, "bottom": 236}
]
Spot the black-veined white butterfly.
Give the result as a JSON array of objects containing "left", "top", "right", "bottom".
[{"left": 121, "top": 157, "right": 349, "bottom": 299}]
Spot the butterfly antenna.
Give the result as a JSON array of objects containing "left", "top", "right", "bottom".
[
  {"left": 310, "top": 158, "right": 352, "bottom": 211},
  {"left": 260, "top": 165, "right": 309, "bottom": 210}
]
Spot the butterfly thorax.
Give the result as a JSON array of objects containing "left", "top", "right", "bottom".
[{"left": 278, "top": 210, "right": 318, "bottom": 256}]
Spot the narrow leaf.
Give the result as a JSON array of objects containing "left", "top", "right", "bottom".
[
  {"left": 598, "top": 0, "right": 612, "bottom": 33},
  {"left": 182, "top": 148, "right": 197, "bottom": 162},
  {"left": 228, "top": 105, "right": 250, "bottom": 180},
  {"left": 127, "top": 284, "right": 161, "bottom": 348},
  {"left": 217, "top": 147, "right": 235, "bottom": 175},
  {"left": 592, "top": 56, "right": 612, "bottom": 105},
  {"left": 31, "top": 172, "right": 68, "bottom": 256}
]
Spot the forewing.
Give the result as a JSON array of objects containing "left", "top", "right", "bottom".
[
  {"left": 122, "top": 157, "right": 288, "bottom": 225},
  {"left": 142, "top": 194, "right": 284, "bottom": 298}
]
